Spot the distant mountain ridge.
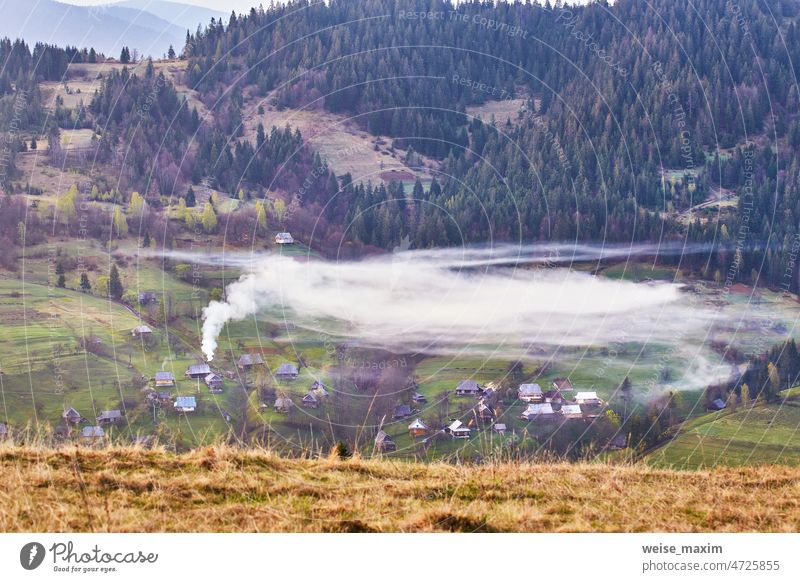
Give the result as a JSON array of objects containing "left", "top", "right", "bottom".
[{"left": 0, "top": 0, "right": 224, "bottom": 57}]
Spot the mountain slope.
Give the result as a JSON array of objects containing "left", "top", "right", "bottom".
[
  {"left": 1, "top": 445, "right": 799, "bottom": 532},
  {"left": 111, "top": 0, "right": 225, "bottom": 33},
  {"left": 0, "top": 0, "right": 184, "bottom": 56}
]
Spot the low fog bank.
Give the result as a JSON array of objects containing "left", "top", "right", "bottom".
[{"left": 198, "top": 245, "right": 724, "bottom": 364}]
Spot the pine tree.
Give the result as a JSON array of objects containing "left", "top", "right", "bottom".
[
  {"left": 108, "top": 265, "right": 123, "bottom": 300},
  {"left": 55, "top": 262, "right": 65, "bottom": 288},
  {"left": 185, "top": 186, "right": 196, "bottom": 207},
  {"left": 142, "top": 231, "right": 151, "bottom": 248},
  {"left": 168, "top": 45, "right": 176, "bottom": 60},
  {"left": 80, "top": 272, "right": 91, "bottom": 292}
]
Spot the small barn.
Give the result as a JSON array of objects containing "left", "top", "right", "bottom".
[
  {"left": 455, "top": 379, "right": 482, "bottom": 396},
  {"left": 518, "top": 383, "right": 544, "bottom": 402},
  {"left": 96, "top": 410, "right": 122, "bottom": 425},
  {"left": 174, "top": 396, "right": 197, "bottom": 413},
  {"left": 186, "top": 363, "right": 212, "bottom": 379},
  {"left": 138, "top": 291, "right": 157, "bottom": 305},
  {"left": 154, "top": 371, "right": 176, "bottom": 388},
  {"left": 131, "top": 325, "right": 153, "bottom": 338},
  {"left": 276, "top": 363, "right": 299, "bottom": 380},
  {"left": 275, "top": 232, "right": 295, "bottom": 245},
  {"left": 707, "top": 398, "right": 727, "bottom": 411},
  {"left": 374, "top": 430, "right": 397, "bottom": 452},
  {"left": 411, "top": 391, "right": 427, "bottom": 403},
  {"left": 492, "top": 423, "right": 507, "bottom": 434},
  {"left": 407, "top": 418, "right": 429, "bottom": 437}
]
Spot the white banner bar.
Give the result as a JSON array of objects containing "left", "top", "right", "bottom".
[{"left": 1, "top": 533, "right": 797, "bottom": 581}]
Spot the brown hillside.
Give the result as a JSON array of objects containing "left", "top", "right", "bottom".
[{"left": 1, "top": 445, "right": 799, "bottom": 532}]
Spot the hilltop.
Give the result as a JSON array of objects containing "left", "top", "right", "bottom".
[{"left": 1, "top": 445, "right": 799, "bottom": 532}]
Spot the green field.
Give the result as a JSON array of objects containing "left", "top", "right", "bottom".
[{"left": 647, "top": 402, "right": 800, "bottom": 469}]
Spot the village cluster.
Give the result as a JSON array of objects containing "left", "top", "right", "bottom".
[{"left": 374, "top": 377, "right": 608, "bottom": 453}]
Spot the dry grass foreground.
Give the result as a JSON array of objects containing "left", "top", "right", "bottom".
[{"left": 1, "top": 445, "right": 799, "bottom": 532}]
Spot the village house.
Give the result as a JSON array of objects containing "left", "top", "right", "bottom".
[
  {"left": 62, "top": 407, "right": 83, "bottom": 425},
  {"left": 575, "top": 391, "right": 603, "bottom": 406},
  {"left": 154, "top": 371, "right": 175, "bottom": 388},
  {"left": 138, "top": 291, "right": 157, "bottom": 306},
  {"left": 707, "top": 398, "right": 727, "bottom": 411},
  {"left": 560, "top": 404, "right": 584, "bottom": 419},
  {"left": 552, "top": 377, "right": 574, "bottom": 392},
  {"left": 186, "top": 363, "right": 212, "bottom": 379},
  {"left": 476, "top": 401, "right": 495, "bottom": 422},
  {"left": 446, "top": 419, "right": 471, "bottom": 439},
  {"left": 274, "top": 396, "right": 294, "bottom": 414},
  {"left": 174, "top": 396, "right": 197, "bottom": 413},
  {"left": 481, "top": 386, "right": 497, "bottom": 402},
  {"left": 276, "top": 363, "right": 299, "bottom": 380},
  {"left": 302, "top": 392, "right": 319, "bottom": 408},
  {"left": 312, "top": 381, "right": 329, "bottom": 398},
  {"left": 492, "top": 423, "right": 507, "bottom": 434},
  {"left": 147, "top": 391, "right": 172, "bottom": 405},
  {"left": 455, "top": 379, "right": 482, "bottom": 397},
  {"left": 275, "top": 232, "right": 295, "bottom": 245},
  {"left": 543, "top": 390, "right": 567, "bottom": 404},
  {"left": 96, "top": 410, "right": 122, "bottom": 426},
  {"left": 608, "top": 433, "right": 628, "bottom": 450},
  {"left": 237, "top": 353, "right": 265, "bottom": 370},
  {"left": 131, "top": 325, "right": 153, "bottom": 338},
  {"left": 407, "top": 418, "right": 429, "bottom": 437},
  {"left": 518, "top": 383, "right": 544, "bottom": 402},
  {"left": 411, "top": 391, "right": 427, "bottom": 404},
  {"left": 81, "top": 426, "right": 105, "bottom": 442},
  {"left": 393, "top": 404, "right": 413, "bottom": 419},
  {"left": 374, "top": 430, "right": 397, "bottom": 452},
  {"left": 205, "top": 373, "right": 224, "bottom": 393},
  {"left": 521, "top": 402, "right": 557, "bottom": 420}
]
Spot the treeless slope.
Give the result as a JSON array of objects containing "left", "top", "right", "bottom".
[{"left": 1, "top": 445, "right": 799, "bottom": 532}]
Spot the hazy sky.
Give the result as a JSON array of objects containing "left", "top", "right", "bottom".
[{"left": 63, "top": 0, "right": 258, "bottom": 12}]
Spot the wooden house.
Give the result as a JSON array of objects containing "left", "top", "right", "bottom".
[
  {"left": 575, "top": 391, "right": 603, "bottom": 406},
  {"left": 552, "top": 377, "right": 574, "bottom": 392},
  {"left": 204, "top": 373, "right": 224, "bottom": 393},
  {"left": 274, "top": 396, "right": 294, "bottom": 414},
  {"left": 374, "top": 430, "right": 397, "bottom": 452},
  {"left": 276, "top": 363, "right": 299, "bottom": 380},
  {"left": 302, "top": 392, "right": 319, "bottom": 408},
  {"left": 138, "top": 291, "right": 157, "bottom": 306},
  {"left": 476, "top": 401, "right": 495, "bottom": 422},
  {"left": 455, "top": 379, "right": 482, "bottom": 397},
  {"left": 393, "top": 404, "right": 413, "bottom": 419},
  {"left": 518, "top": 383, "right": 544, "bottom": 402},
  {"left": 186, "top": 363, "right": 212, "bottom": 379},
  {"left": 81, "top": 426, "right": 105, "bottom": 442},
  {"left": 492, "top": 423, "right": 507, "bottom": 434},
  {"left": 407, "top": 418, "right": 429, "bottom": 437},
  {"left": 707, "top": 398, "right": 727, "bottom": 411},
  {"left": 154, "top": 371, "right": 175, "bottom": 388},
  {"left": 174, "top": 396, "right": 197, "bottom": 413},
  {"left": 237, "top": 353, "right": 264, "bottom": 370},
  {"left": 560, "top": 404, "right": 583, "bottom": 419},
  {"left": 411, "top": 391, "right": 427, "bottom": 404},
  {"left": 96, "top": 410, "right": 122, "bottom": 426},
  {"left": 62, "top": 407, "right": 83, "bottom": 425},
  {"left": 446, "top": 420, "right": 471, "bottom": 439},
  {"left": 520, "top": 402, "right": 556, "bottom": 420}
]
